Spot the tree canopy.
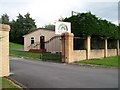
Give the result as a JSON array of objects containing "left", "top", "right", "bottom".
[
  {"left": 64, "top": 12, "right": 119, "bottom": 39},
  {"left": 44, "top": 24, "right": 55, "bottom": 30},
  {"left": 10, "top": 13, "right": 37, "bottom": 44},
  {"left": 0, "top": 14, "right": 9, "bottom": 24}
]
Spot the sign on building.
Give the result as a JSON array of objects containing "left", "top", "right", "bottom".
[{"left": 55, "top": 21, "right": 71, "bottom": 35}]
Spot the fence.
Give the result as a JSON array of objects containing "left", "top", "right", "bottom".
[{"left": 62, "top": 33, "right": 120, "bottom": 63}]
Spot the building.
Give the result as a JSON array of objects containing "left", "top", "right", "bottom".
[{"left": 23, "top": 28, "right": 61, "bottom": 53}]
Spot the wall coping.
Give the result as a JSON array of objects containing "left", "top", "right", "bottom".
[
  {"left": 0, "top": 24, "right": 10, "bottom": 31},
  {"left": 61, "top": 32, "right": 74, "bottom": 37}
]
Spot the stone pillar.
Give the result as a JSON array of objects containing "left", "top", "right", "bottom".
[
  {"left": 104, "top": 39, "right": 108, "bottom": 58},
  {"left": 86, "top": 35, "right": 91, "bottom": 60},
  {"left": 0, "top": 24, "right": 10, "bottom": 77},
  {"left": 61, "top": 35, "right": 65, "bottom": 62},
  {"left": 117, "top": 40, "right": 119, "bottom": 56},
  {"left": 61, "top": 33, "right": 74, "bottom": 63}
]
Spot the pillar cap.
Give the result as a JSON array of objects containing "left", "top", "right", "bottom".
[
  {"left": 0, "top": 24, "right": 10, "bottom": 31},
  {"left": 61, "top": 32, "right": 74, "bottom": 37}
]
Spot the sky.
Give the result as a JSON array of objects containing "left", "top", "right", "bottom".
[{"left": 0, "top": 0, "right": 119, "bottom": 28}]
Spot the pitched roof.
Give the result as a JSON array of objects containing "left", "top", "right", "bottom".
[{"left": 23, "top": 28, "right": 55, "bottom": 37}]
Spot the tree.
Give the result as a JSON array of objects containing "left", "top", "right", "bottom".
[
  {"left": 115, "top": 25, "right": 120, "bottom": 39},
  {"left": 64, "top": 12, "right": 101, "bottom": 37},
  {"left": 10, "top": 13, "right": 37, "bottom": 44},
  {"left": 63, "top": 12, "right": 119, "bottom": 39},
  {"left": 0, "top": 14, "right": 9, "bottom": 24},
  {"left": 44, "top": 24, "right": 55, "bottom": 30}
]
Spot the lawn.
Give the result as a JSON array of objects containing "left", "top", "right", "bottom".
[
  {"left": 75, "top": 56, "right": 120, "bottom": 67},
  {"left": 0, "top": 77, "right": 22, "bottom": 90},
  {"left": 9, "top": 42, "right": 61, "bottom": 62},
  {"left": 10, "top": 50, "right": 61, "bottom": 62},
  {"left": 9, "top": 42, "right": 24, "bottom": 49}
]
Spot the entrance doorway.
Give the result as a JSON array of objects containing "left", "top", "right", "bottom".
[{"left": 40, "top": 36, "right": 45, "bottom": 49}]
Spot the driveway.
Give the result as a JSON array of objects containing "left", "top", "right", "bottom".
[{"left": 10, "top": 56, "right": 118, "bottom": 88}]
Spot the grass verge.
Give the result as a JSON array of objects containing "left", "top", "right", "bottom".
[
  {"left": 9, "top": 42, "right": 24, "bottom": 49},
  {"left": 0, "top": 77, "right": 22, "bottom": 90},
  {"left": 10, "top": 50, "right": 61, "bottom": 62},
  {"left": 75, "top": 56, "right": 120, "bottom": 67}
]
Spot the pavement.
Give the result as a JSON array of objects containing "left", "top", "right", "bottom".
[
  {"left": 10, "top": 48, "right": 24, "bottom": 51},
  {"left": 10, "top": 56, "right": 118, "bottom": 88}
]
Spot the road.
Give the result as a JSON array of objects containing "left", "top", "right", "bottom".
[{"left": 10, "top": 56, "right": 118, "bottom": 88}]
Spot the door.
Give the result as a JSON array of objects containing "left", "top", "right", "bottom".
[{"left": 40, "top": 36, "right": 45, "bottom": 49}]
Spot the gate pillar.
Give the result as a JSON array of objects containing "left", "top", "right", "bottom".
[
  {"left": 0, "top": 24, "right": 10, "bottom": 77},
  {"left": 61, "top": 32, "right": 74, "bottom": 63},
  {"left": 117, "top": 40, "right": 119, "bottom": 56}
]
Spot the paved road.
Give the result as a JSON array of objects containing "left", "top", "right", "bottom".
[
  {"left": 10, "top": 48, "right": 24, "bottom": 51},
  {"left": 10, "top": 56, "right": 118, "bottom": 88}
]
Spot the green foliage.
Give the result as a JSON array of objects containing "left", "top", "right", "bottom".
[
  {"left": 0, "top": 14, "right": 9, "bottom": 24},
  {"left": 44, "top": 24, "right": 55, "bottom": 30},
  {"left": 10, "top": 13, "right": 37, "bottom": 44},
  {"left": 64, "top": 12, "right": 119, "bottom": 39}
]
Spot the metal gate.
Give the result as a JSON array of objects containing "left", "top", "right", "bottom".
[{"left": 40, "top": 35, "right": 64, "bottom": 62}]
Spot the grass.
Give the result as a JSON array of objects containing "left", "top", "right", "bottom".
[
  {"left": 9, "top": 42, "right": 119, "bottom": 66},
  {"left": 75, "top": 56, "right": 120, "bottom": 67},
  {"left": 9, "top": 42, "right": 61, "bottom": 62},
  {"left": 0, "top": 77, "right": 22, "bottom": 90},
  {"left": 10, "top": 50, "right": 61, "bottom": 62},
  {"left": 9, "top": 42, "right": 24, "bottom": 49}
]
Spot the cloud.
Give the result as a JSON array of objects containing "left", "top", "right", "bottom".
[
  {"left": 83, "top": 2, "right": 118, "bottom": 24},
  {"left": 0, "top": 0, "right": 119, "bottom": 27},
  {"left": 113, "top": 20, "right": 118, "bottom": 25}
]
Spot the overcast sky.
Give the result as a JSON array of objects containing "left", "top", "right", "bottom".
[{"left": 0, "top": 0, "right": 119, "bottom": 28}]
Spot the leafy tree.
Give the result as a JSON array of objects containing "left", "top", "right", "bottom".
[
  {"left": 0, "top": 14, "right": 9, "bottom": 24},
  {"left": 116, "top": 25, "right": 120, "bottom": 39},
  {"left": 44, "top": 24, "right": 55, "bottom": 30},
  {"left": 64, "top": 12, "right": 101, "bottom": 37},
  {"left": 10, "top": 13, "right": 37, "bottom": 44},
  {"left": 64, "top": 12, "right": 119, "bottom": 39}
]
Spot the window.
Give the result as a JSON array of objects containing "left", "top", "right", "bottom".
[{"left": 31, "top": 37, "right": 34, "bottom": 44}]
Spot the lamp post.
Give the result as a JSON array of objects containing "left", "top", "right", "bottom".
[{"left": 71, "top": 11, "right": 80, "bottom": 16}]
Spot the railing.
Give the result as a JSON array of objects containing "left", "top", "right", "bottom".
[
  {"left": 27, "top": 35, "right": 61, "bottom": 49},
  {"left": 44, "top": 35, "right": 61, "bottom": 44},
  {"left": 27, "top": 42, "right": 40, "bottom": 49}
]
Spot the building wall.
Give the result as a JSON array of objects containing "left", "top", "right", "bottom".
[
  {"left": 0, "top": 24, "right": 10, "bottom": 77},
  {"left": 23, "top": 29, "right": 56, "bottom": 51}
]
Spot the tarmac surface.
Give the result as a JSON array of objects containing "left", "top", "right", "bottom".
[{"left": 10, "top": 56, "right": 118, "bottom": 88}]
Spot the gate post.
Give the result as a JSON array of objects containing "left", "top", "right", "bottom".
[
  {"left": 61, "top": 35, "right": 65, "bottom": 63},
  {"left": 117, "top": 40, "right": 119, "bottom": 56},
  {"left": 0, "top": 24, "right": 10, "bottom": 77},
  {"left": 61, "top": 32, "right": 74, "bottom": 63}
]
